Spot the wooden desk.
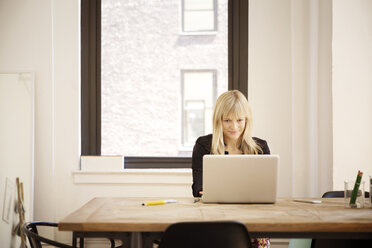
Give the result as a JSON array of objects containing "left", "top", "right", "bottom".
[{"left": 59, "top": 197, "right": 372, "bottom": 248}]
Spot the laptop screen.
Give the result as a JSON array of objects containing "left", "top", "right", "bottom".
[{"left": 202, "top": 155, "right": 279, "bottom": 203}]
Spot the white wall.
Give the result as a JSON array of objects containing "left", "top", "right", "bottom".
[
  {"left": 332, "top": 0, "right": 372, "bottom": 189},
  {"left": 0, "top": 0, "right": 51, "bottom": 245},
  {"left": 249, "top": 0, "right": 293, "bottom": 197},
  {"left": 249, "top": 0, "right": 333, "bottom": 197},
  {"left": 0, "top": 73, "right": 34, "bottom": 248},
  {"left": 0, "top": 0, "right": 55, "bottom": 224},
  {"left": 1, "top": 0, "right": 372, "bottom": 246}
]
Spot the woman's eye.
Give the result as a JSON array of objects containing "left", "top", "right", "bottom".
[
  {"left": 223, "top": 119, "right": 230, "bottom": 123},
  {"left": 238, "top": 119, "right": 244, "bottom": 122}
]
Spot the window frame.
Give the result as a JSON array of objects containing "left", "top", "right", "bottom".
[
  {"left": 181, "top": 69, "right": 217, "bottom": 148},
  {"left": 180, "top": 0, "right": 218, "bottom": 34},
  {"left": 81, "top": 0, "right": 249, "bottom": 168}
]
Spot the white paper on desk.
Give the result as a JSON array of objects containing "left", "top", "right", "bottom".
[{"left": 294, "top": 199, "right": 322, "bottom": 204}]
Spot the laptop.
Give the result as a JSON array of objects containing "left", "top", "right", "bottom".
[{"left": 202, "top": 154, "right": 279, "bottom": 203}]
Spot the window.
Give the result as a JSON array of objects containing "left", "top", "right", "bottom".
[
  {"left": 182, "top": 0, "right": 217, "bottom": 33},
  {"left": 81, "top": 0, "right": 249, "bottom": 168},
  {"left": 184, "top": 100, "right": 205, "bottom": 146},
  {"left": 182, "top": 70, "right": 216, "bottom": 148},
  {"left": 100, "top": 1, "right": 227, "bottom": 157}
]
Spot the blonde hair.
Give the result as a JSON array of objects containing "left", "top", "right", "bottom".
[{"left": 211, "top": 90, "right": 262, "bottom": 155}]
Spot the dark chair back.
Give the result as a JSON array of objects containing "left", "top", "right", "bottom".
[
  {"left": 22, "top": 222, "right": 73, "bottom": 248},
  {"left": 158, "top": 221, "right": 253, "bottom": 248},
  {"left": 311, "top": 191, "right": 371, "bottom": 248},
  {"left": 322, "top": 190, "right": 369, "bottom": 198}
]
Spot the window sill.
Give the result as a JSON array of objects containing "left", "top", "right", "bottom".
[
  {"left": 72, "top": 168, "right": 192, "bottom": 184},
  {"left": 179, "top": 31, "right": 217, "bottom": 36}
]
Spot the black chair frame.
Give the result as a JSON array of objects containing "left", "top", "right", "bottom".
[
  {"left": 322, "top": 190, "right": 369, "bottom": 198},
  {"left": 22, "top": 221, "right": 73, "bottom": 248},
  {"left": 23, "top": 221, "right": 123, "bottom": 248},
  {"left": 158, "top": 221, "right": 253, "bottom": 248},
  {"left": 311, "top": 191, "right": 371, "bottom": 248}
]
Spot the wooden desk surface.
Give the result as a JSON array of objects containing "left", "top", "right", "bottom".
[{"left": 58, "top": 197, "right": 372, "bottom": 234}]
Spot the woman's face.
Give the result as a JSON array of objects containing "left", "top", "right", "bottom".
[{"left": 221, "top": 115, "right": 246, "bottom": 141}]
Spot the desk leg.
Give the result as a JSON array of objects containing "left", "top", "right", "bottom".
[
  {"left": 141, "top": 232, "right": 163, "bottom": 248},
  {"left": 130, "top": 232, "right": 141, "bottom": 248},
  {"left": 80, "top": 236, "right": 84, "bottom": 248},
  {"left": 72, "top": 232, "right": 85, "bottom": 248},
  {"left": 72, "top": 232, "right": 77, "bottom": 248}
]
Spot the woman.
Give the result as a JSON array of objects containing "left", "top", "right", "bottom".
[
  {"left": 191, "top": 90, "right": 271, "bottom": 248},
  {"left": 192, "top": 90, "right": 270, "bottom": 197}
]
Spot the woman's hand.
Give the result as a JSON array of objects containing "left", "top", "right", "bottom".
[{"left": 199, "top": 191, "right": 203, "bottom": 195}]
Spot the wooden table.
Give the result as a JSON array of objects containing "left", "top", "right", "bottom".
[{"left": 58, "top": 197, "right": 372, "bottom": 248}]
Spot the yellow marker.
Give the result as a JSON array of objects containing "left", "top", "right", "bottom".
[{"left": 142, "top": 200, "right": 178, "bottom": 206}]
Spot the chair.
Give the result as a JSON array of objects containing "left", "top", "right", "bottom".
[
  {"left": 22, "top": 222, "right": 73, "bottom": 248},
  {"left": 158, "top": 221, "right": 253, "bottom": 248},
  {"left": 322, "top": 190, "right": 369, "bottom": 198},
  {"left": 311, "top": 191, "right": 371, "bottom": 248},
  {"left": 23, "top": 221, "right": 122, "bottom": 248}
]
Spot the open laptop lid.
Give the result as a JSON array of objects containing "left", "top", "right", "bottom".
[{"left": 202, "top": 155, "right": 279, "bottom": 203}]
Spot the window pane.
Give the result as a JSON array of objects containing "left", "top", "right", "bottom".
[
  {"left": 184, "top": 0, "right": 214, "bottom": 10},
  {"left": 184, "top": 101, "right": 205, "bottom": 145},
  {"left": 182, "top": 71, "right": 215, "bottom": 147},
  {"left": 184, "top": 11, "right": 215, "bottom": 32},
  {"left": 101, "top": 0, "right": 228, "bottom": 157}
]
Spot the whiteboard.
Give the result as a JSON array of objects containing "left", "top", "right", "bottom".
[{"left": 0, "top": 73, "right": 34, "bottom": 247}]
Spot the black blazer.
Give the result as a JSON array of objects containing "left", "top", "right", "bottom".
[{"left": 191, "top": 134, "right": 271, "bottom": 197}]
